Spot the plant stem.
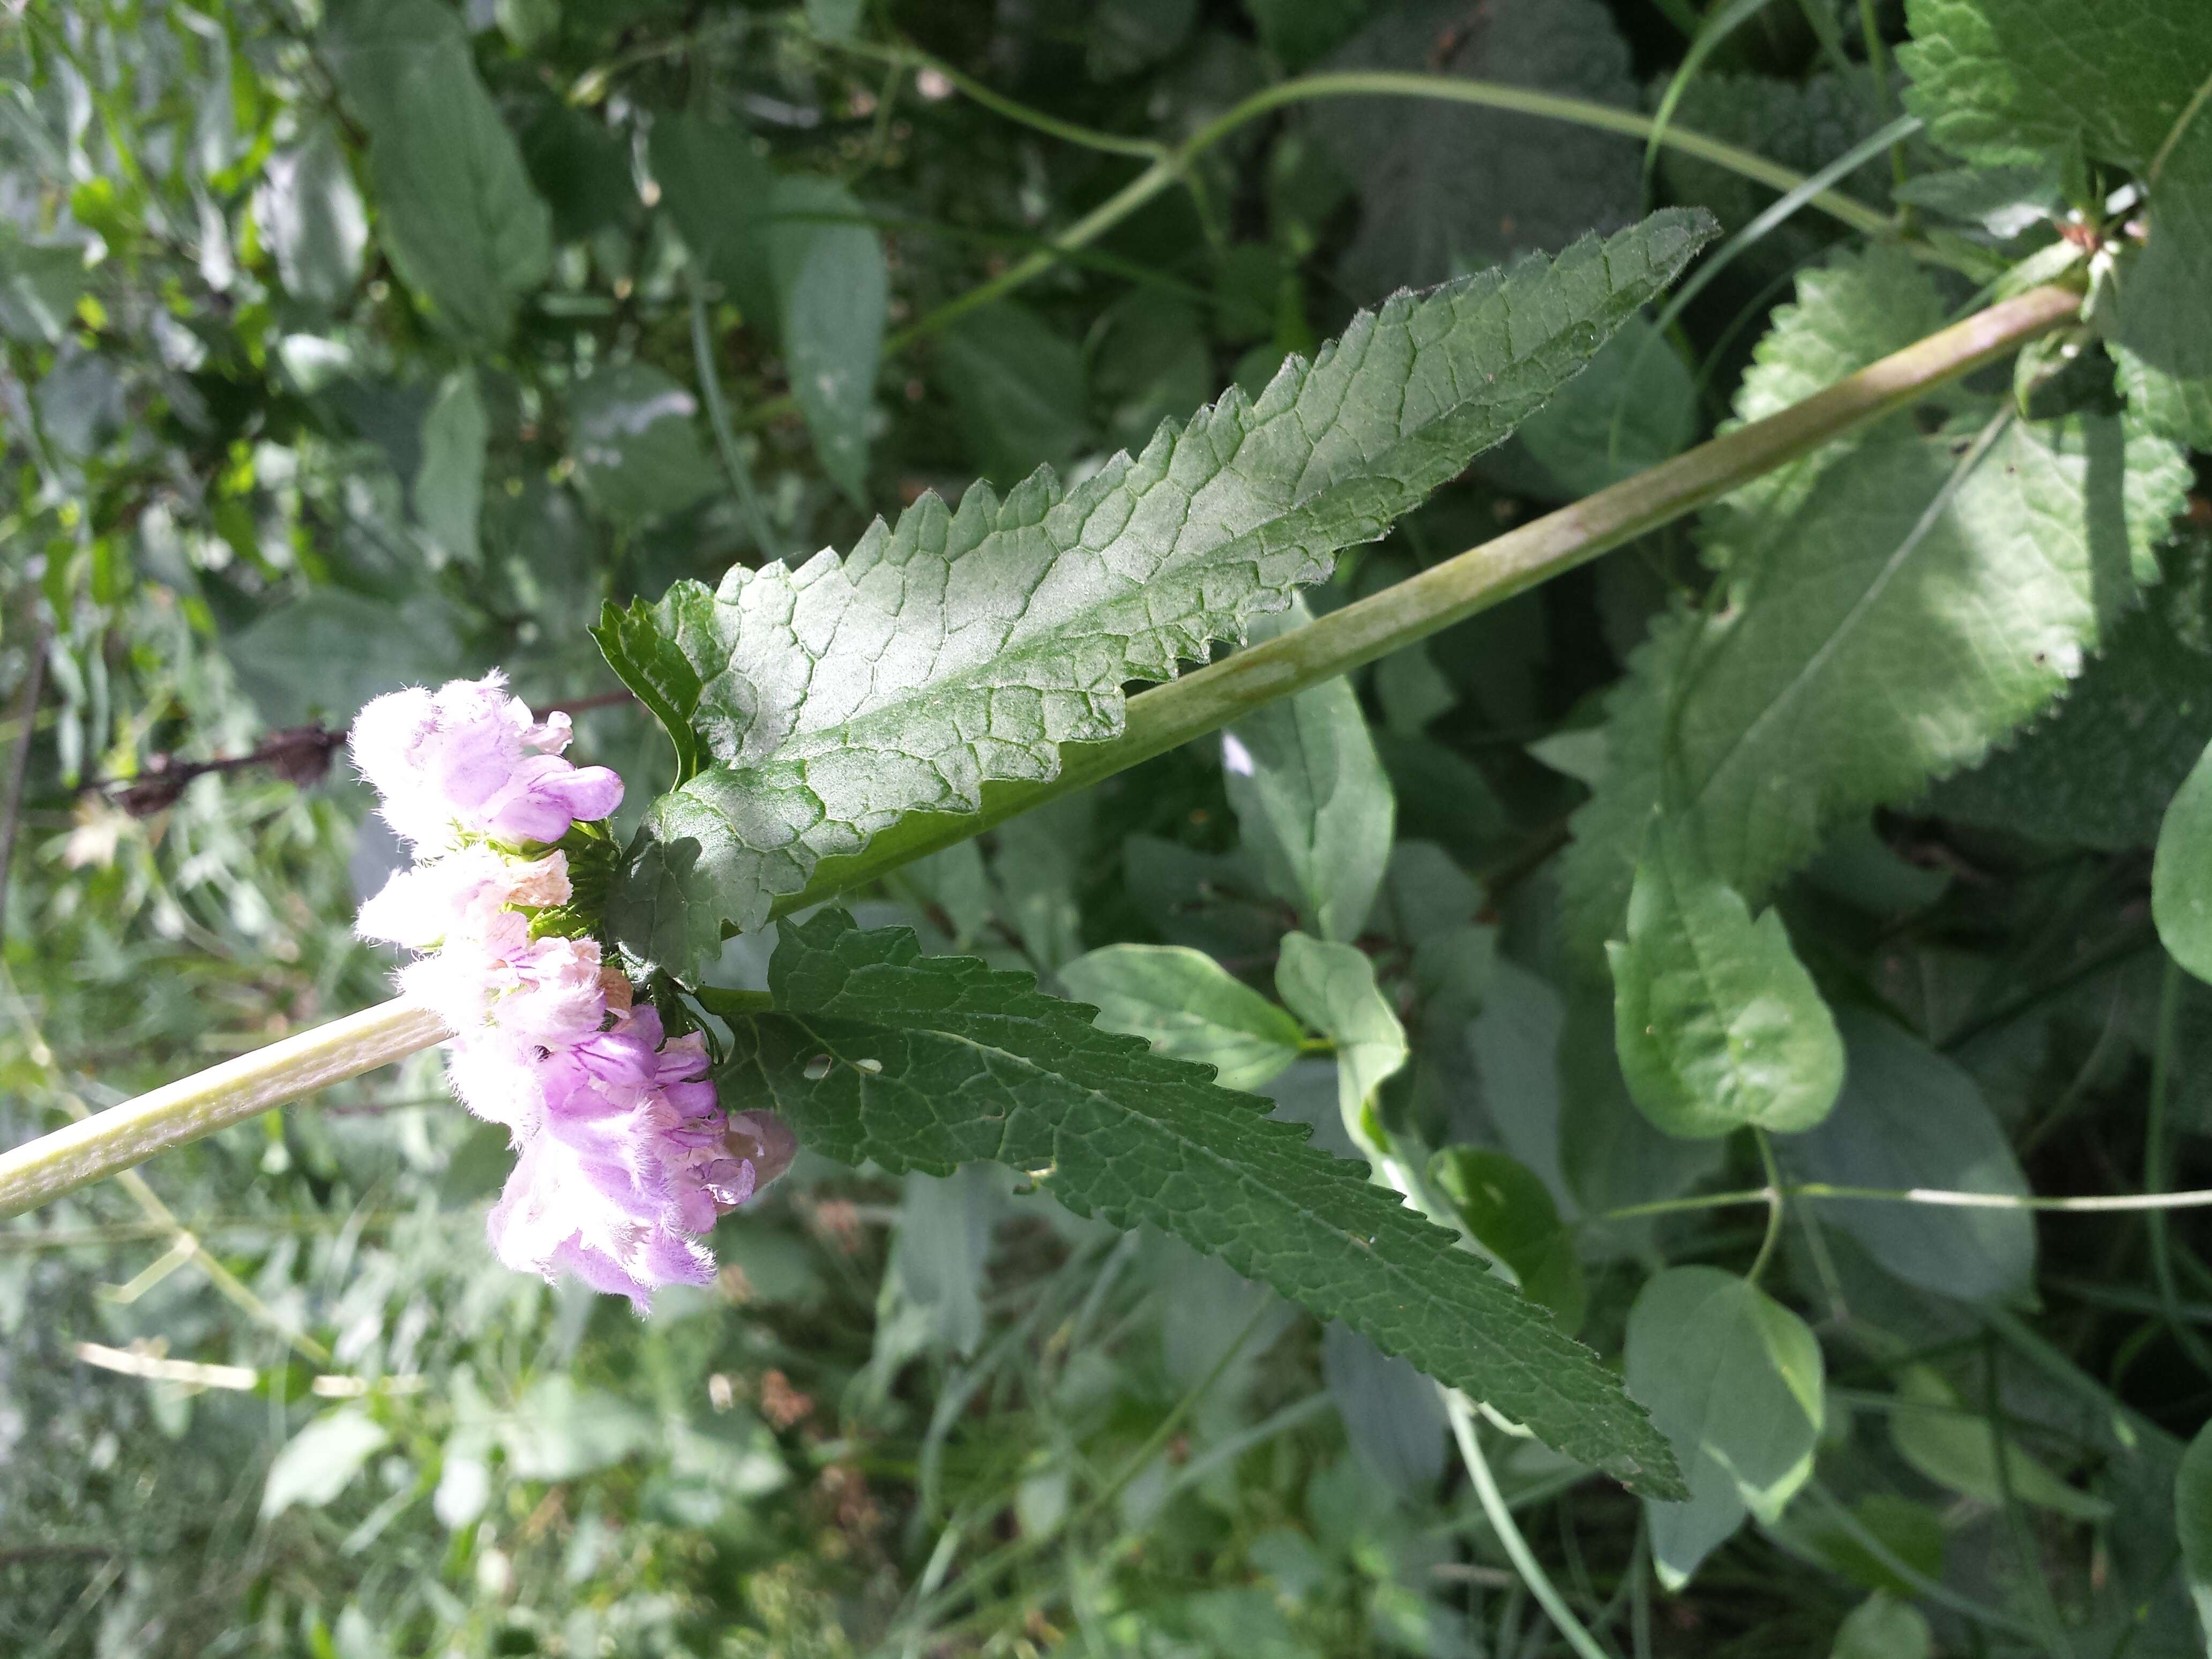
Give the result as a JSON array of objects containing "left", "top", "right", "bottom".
[
  {"left": 777, "top": 281, "right": 2081, "bottom": 909},
  {"left": 1445, "top": 1390, "right": 1619, "bottom": 1659},
  {"left": 1598, "top": 1179, "right": 2212, "bottom": 1222},
  {"left": 0, "top": 999, "right": 449, "bottom": 1222},
  {"left": 0, "top": 283, "right": 2080, "bottom": 1220}
]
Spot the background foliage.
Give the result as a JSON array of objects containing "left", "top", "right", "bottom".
[{"left": 3, "top": 0, "right": 2210, "bottom": 1654}]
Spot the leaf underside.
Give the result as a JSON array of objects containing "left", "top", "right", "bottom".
[
  {"left": 599, "top": 211, "right": 1717, "bottom": 975},
  {"left": 720, "top": 911, "right": 1686, "bottom": 1498}
]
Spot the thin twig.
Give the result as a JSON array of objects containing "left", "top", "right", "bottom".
[{"left": 0, "top": 612, "right": 50, "bottom": 943}]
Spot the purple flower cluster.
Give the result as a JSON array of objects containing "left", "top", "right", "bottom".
[{"left": 350, "top": 674, "right": 793, "bottom": 1307}]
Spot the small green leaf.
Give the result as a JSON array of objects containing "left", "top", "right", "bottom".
[
  {"left": 769, "top": 176, "right": 886, "bottom": 504},
  {"left": 591, "top": 590, "right": 707, "bottom": 786},
  {"left": 1429, "top": 1147, "right": 1586, "bottom": 1331},
  {"left": 1607, "top": 821, "right": 1845, "bottom": 1139},
  {"left": 610, "top": 212, "right": 1716, "bottom": 973},
  {"left": 722, "top": 910, "right": 1685, "bottom": 1495},
  {"left": 1223, "top": 600, "right": 1396, "bottom": 943},
  {"left": 1275, "top": 931, "right": 1409, "bottom": 1150},
  {"left": 1775, "top": 1008, "right": 2034, "bottom": 1302},
  {"left": 1832, "top": 1594, "right": 1932, "bottom": 1659},
  {"left": 1625, "top": 1266, "right": 1825, "bottom": 1589},
  {"left": 2178, "top": 1418, "right": 2212, "bottom": 1642},
  {"left": 2155, "top": 738, "right": 2212, "bottom": 981},
  {"left": 1888, "top": 1365, "right": 2112, "bottom": 1521},
  {"left": 261, "top": 1407, "right": 388, "bottom": 1519},
  {"left": 322, "top": 0, "right": 551, "bottom": 344},
  {"left": 568, "top": 362, "right": 719, "bottom": 529},
  {"left": 413, "top": 369, "right": 486, "bottom": 567},
  {"left": 1059, "top": 943, "right": 1307, "bottom": 1093}
]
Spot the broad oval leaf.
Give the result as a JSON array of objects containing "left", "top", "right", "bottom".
[
  {"left": 1887, "top": 1365, "right": 2111, "bottom": 1522},
  {"left": 1429, "top": 1146, "right": 1586, "bottom": 1331},
  {"left": 1058, "top": 943, "right": 1307, "bottom": 1093},
  {"left": 1625, "top": 1265, "right": 1825, "bottom": 1590},
  {"left": 1607, "top": 820, "right": 1845, "bottom": 1138},
  {"left": 261, "top": 1407, "right": 388, "bottom": 1519},
  {"left": 721, "top": 910, "right": 1686, "bottom": 1497},
  {"left": 2179, "top": 1417, "right": 2212, "bottom": 1643},
  {"left": 600, "top": 211, "right": 1717, "bottom": 975}
]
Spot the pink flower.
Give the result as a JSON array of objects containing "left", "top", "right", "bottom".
[
  {"left": 483, "top": 1008, "right": 789, "bottom": 1309},
  {"left": 356, "top": 845, "right": 572, "bottom": 951},
  {"left": 401, "top": 915, "right": 608, "bottom": 1061},
  {"left": 350, "top": 672, "right": 623, "bottom": 852}
]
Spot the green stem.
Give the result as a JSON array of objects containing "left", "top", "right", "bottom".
[
  {"left": 0, "top": 283, "right": 2081, "bottom": 1221},
  {"left": 1445, "top": 1390, "right": 1618, "bottom": 1659},
  {"left": 1746, "top": 1130, "right": 1785, "bottom": 1286},
  {"left": 0, "top": 999, "right": 449, "bottom": 1222},
  {"left": 1597, "top": 1178, "right": 2212, "bottom": 1223}
]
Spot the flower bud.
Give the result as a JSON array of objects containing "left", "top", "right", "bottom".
[{"left": 722, "top": 1110, "right": 798, "bottom": 1200}]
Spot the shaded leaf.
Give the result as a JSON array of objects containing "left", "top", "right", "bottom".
[
  {"left": 322, "top": 0, "right": 551, "bottom": 344},
  {"left": 934, "top": 301, "right": 1089, "bottom": 487},
  {"left": 2154, "top": 736, "right": 2212, "bottom": 982},
  {"left": 413, "top": 369, "right": 486, "bottom": 567},
  {"left": 1832, "top": 1594, "right": 1932, "bottom": 1659},
  {"left": 2179, "top": 1417, "right": 2212, "bottom": 1643},
  {"left": 1428, "top": 1147, "right": 1585, "bottom": 1330},
  {"left": 1775, "top": 1009, "right": 2035, "bottom": 1303},
  {"left": 259, "top": 122, "right": 366, "bottom": 312},
  {"left": 261, "top": 1408, "right": 388, "bottom": 1519},
  {"left": 649, "top": 114, "right": 776, "bottom": 325},
  {"left": 1625, "top": 1266, "right": 1824, "bottom": 1589},
  {"left": 1888, "top": 1365, "right": 2112, "bottom": 1521},
  {"left": 568, "top": 362, "right": 718, "bottom": 529},
  {"left": 770, "top": 176, "right": 886, "bottom": 504},
  {"left": 1313, "top": 0, "right": 1641, "bottom": 300},
  {"left": 1275, "top": 931, "right": 1409, "bottom": 1148}
]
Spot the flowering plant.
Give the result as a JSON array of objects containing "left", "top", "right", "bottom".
[{"left": 352, "top": 674, "right": 792, "bottom": 1307}]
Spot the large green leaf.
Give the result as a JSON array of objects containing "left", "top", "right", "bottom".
[
  {"left": 1624, "top": 1266, "right": 1824, "bottom": 1589},
  {"left": 414, "top": 369, "right": 486, "bottom": 567},
  {"left": 567, "top": 362, "right": 719, "bottom": 530},
  {"left": 603, "top": 212, "right": 1716, "bottom": 974},
  {"left": 1899, "top": 0, "right": 2212, "bottom": 172},
  {"left": 1563, "top": 410, "right": 2190, "bottom": 970},
  {"left": 1888, "top": 1366, "right": 2111, "bottom": 1521},
  {"left": 649, "top": 114, "right": 776, "bottom": 326},
  {"left": 720, "top": 910, "right": 1685, "bottom": 1496},
  {"left": 322, "top": 0, "right": 551, "bottom": 345},
  {"left": 1607, "top": 821, "right": 1845, "bottom": 1139},
  {"left": 259, "top": 121, "right": 367, "bottom": 313},
  {"left": 2114, "top": 111, "right": 2212, "bottom": 382},
  {"left": 1312, "top": 0, "right": 1641, "bottom": 300},
  {"left": 1223, "top": 599, "right": 1395, "bottom": 944}
]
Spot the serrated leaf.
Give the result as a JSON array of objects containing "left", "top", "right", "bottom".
[
  {"left": 1657, "top": 71, "right": 1902, "bottom": 248},
  {"left": 770, "top": 176, "right": 886, "bottom": 504},
  {"left": 1933, "top": 557, "right": 2212, "bottom": 850},
  {"left": 2116, "top": 343, "right": 2212, "bottom": 452},
  {"left": 606, "top": 211, "right": 1717, "bottom": 974},
  {"left": 1563, "top": 410, "right": 2191, "bottom": 972},
  {"left": 1058, "top": 943, "right": 1307, "bottom": 1093},
  {"left": 1607, "top": 820, "right": 1845, "bottom": 1139},
  {"left": 721, "top": 910, "right": 1685, "bottom": 1494},
  {"left": 1775, "top": 1008, "right": 2035, "bottom": 1303},
  {"left": 1900, "top": 0, "right": 2212, "bottom": 172},
  {"left": 2155, "top": 737, "right": 2212, "bottom": 982},
  {"left": 322, "top": 0, "right": 551, "bottom": 345},
  {"left": 1888, "top": 1365, "right": 2112, "bottom": 1521},
  {"left": 1313, "top": 0, "right": 1642, "bottom": 300},
  {"left": 1625, "top": 1266, "right": 1824, "bottom": 1590},
  {"left": 1223, "top": 599, "right": 1395, "bottom": 943}
]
